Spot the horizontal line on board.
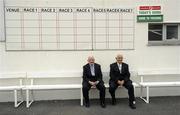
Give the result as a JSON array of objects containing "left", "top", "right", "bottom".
[
  {"left": 6, "top": 19, "right": 133, "bottom": 21},
  {"left": 7, "top": 34, "right": 134, "bottom": 37},
  {"left": 7, "top": 41, "right": 133, "bottom": 43},
  {"left": 6, "top": 27, "right": 134, "bottom": 28},
  {"left": 5, "top": 6, "right": 93, "bottom": 8},
  {"left": 5, "top": 49, "right": 134, "bottom": 52},
  {"left": 6, "top": 42, "right": 91, "bottom": 43},
  {"left": 6, "top": 19, "right": 92, "bottom": 21},
  {"left": 5, "top": 12, "right": 134, "bottom": 14}
]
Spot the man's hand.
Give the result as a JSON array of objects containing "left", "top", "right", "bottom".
[
  {"left": 95, "top": 81, "right": 99, "bottom": 85},
  {"left": 117, "top": 80, "right": 124, "bottom": 87},
  {"left": 89, "top": 81, "right": 96, "bottom": 86},
  {"left": 89, "top": 81, "right": 99, "bottom": 87}
]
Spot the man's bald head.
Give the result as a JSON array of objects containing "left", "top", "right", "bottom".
[
  {"left": 116, "top": 54, "right": 123, "bottom": 64},
  {"left": 87, "top": 56, "right": 95, "bottom": 64}
]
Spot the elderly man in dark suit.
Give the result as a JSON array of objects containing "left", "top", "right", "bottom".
[
  {"left": 82, "top": 56, "right": 106, "bottom": 108},
  {"left": 109, "top": 54, "right": 136, "bottom": 109}
]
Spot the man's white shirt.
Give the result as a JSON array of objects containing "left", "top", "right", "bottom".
[{"left": 117, "top": 63, "right": 122, "bottom": 73}]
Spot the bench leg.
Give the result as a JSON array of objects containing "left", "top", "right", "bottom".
[
  {"left": 26, "top": 89, "right": 34, "bottom": 108},
  {"left": 14, "top": 90, "right": 24, "bottom": 107},
  {"left": 14, "top": 90, "right": 24, "bottom": 108},
  {"left": 146, "top": 86, "right": 149, "bottom": 103},
  {"left": 80, "top": 88, "right": 83, "bottom": 106},
  {"left": 140, "top": 85, "right": 143, "bottom": 98},
  {"left": 133, "top": 85, "right": 136, "bottom": 97},
  {"left": 140, "top": 86, "right": 149, "bottom": 103}
]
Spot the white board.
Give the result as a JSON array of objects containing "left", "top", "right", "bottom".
[{"left": 4, "top": 1, "right": 135, "bottom": 51}]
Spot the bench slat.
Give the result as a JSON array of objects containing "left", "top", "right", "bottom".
[
  {"left": 24, "top": 84, "right": 82, "bottom": 90},
  {"left": 140, "top": 82, "right": 180, "bottom": 86},
  {"left": 0, "top": 86, "right": 23, "bottom": 90}
]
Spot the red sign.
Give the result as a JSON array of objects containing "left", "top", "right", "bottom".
[{"left": 139, "top": 6, "right": 161, "bottom": 10}]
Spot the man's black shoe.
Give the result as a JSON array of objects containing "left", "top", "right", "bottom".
[
  {"left": 112, "top": 98, "right": 116, "bottom": 105},
  {"left": 129, "top": 103, "right": 136, "bottom": 109},
  {"left": 100, "top": 102, "right": 106, "bottom": 108},
  {"left": 85, "top": 102, "right": 90, "bottom": 108}
]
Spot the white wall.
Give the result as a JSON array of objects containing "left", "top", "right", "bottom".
[
  {"left": 0, "top": 0, "right": 4, "bottom": 41},
  {"left": 0, "top": 0, "right": 180, "bottom": 102}
]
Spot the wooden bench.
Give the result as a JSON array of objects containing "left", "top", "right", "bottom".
[
  {"left": 138, "top": 69, "right": 180, "bottom": 103},
  {"left": 0, "top": 72, "right": 26, "bottom": 107}
]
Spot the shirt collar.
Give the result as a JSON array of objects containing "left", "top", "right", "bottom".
[
  {"left": 117, "top": 62, "right": 122, "bottom": 66},
  {"left": 89, "top": 63, "right": 94, "bottom": 66}
]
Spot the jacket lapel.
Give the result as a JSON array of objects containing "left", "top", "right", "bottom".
[
  {"left": 121, "top": 63, "right": 124, "bottom": 74},
  {"left": 115, "top": 63, "right": 121, "bottom": 73},
  {"left": 87, "top": 64, "right": 91, "bottom": 76}
]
